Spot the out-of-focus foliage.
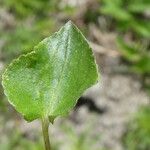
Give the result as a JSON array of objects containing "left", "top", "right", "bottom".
[
  {"left": 117, "top": 38, "right": 150, "bottom": 75},
  {"left": 0, "top": 121, "right": 104, "bottom": 150},
  {"left": 100, "top": 0, "right": 150, "bottom": 37},
  {"left": 60, "top": 123, "right": 102, "bottom": 150},
  {"left": 100, "top": 0, "right": 150, "bottom": 87},
  {"left": 123, "top": 106, "right": 150, "bottom": 150},
  {"left": 1, "top": 0, "right": 59, "bottom": 18},
  {"left": 0, "top": 130, "right": 44, "bottom": 150}
]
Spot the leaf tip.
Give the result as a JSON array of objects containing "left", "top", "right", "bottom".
[
  {"left": 66, "top": 20, "right": 73, "bottom": 25},
  {"left": 64, "top": 20, "right": 77, "bottom": 29}
]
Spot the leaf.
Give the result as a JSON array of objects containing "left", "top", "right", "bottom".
[{"left": 2, "top": 21, "right": 99, "bottom": 122}]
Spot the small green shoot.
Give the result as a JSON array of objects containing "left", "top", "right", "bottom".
[{"left": 2, "top": 21, "right": 99, "bottom": 150}]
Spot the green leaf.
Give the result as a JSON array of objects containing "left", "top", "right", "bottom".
[{"left": 2, "top": 21, "right": 99, "bottom": 122}]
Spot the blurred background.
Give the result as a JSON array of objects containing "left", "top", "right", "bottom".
[{"left": 0, "top": 0, "right": 150, "bottom": 150}]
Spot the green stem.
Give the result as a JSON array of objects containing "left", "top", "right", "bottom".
[{"left": 42, "top": 117, "right": 51, "bottom": 150}]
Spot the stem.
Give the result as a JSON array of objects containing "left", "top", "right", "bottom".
[{"left": 42, "top": 117, "right": 51, "bottom": 150}]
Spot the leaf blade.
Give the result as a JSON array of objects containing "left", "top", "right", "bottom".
[{"left": 2, "top": 21, "right": 99, "bottom": 122}]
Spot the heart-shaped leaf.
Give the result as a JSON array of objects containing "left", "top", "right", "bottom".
[{"left": 2, "top": 21, "right": 99, "bottom": 122}]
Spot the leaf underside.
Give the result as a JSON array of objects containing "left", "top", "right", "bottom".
[{"left": 2, "top": 21, "right": 99, "bottom": 122}]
